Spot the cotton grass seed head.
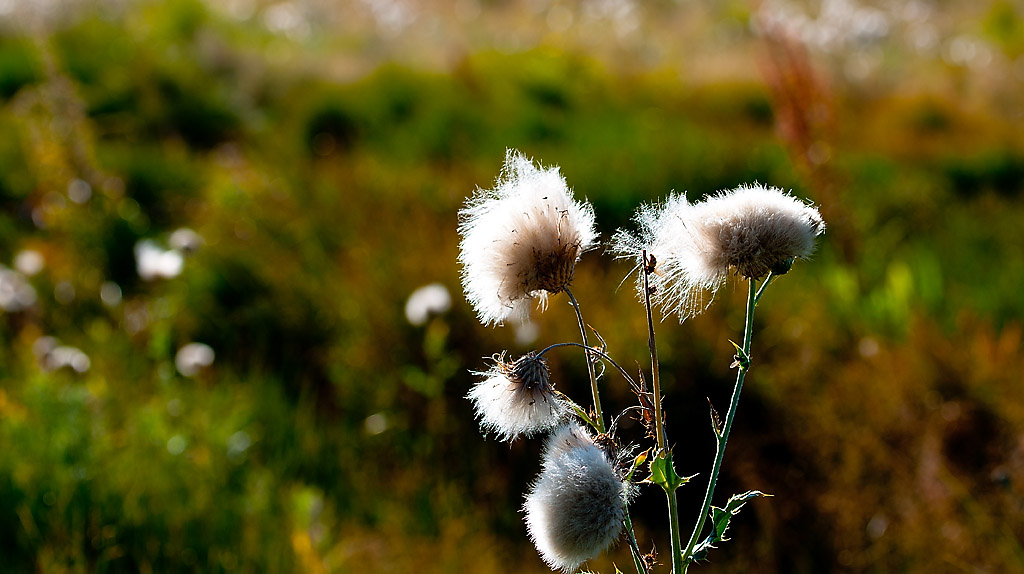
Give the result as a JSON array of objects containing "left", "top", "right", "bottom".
[
  {"left": 524, "top": 423, "right": 627, "bottom": 572},
  {"left": 458, "top": 149, "right": 598, "bottom": 326},
  {"left": 467, "top": 351, "right": 567, "bottom": 442},
  {"left": 612, "top": 184, "right": 824, "bottom": 320}
]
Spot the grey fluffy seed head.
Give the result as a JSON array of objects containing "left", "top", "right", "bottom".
[
  {"left": 524, "top": 423, "right": 628, "bottom": 572},
  {"left": 467, "top": 352, "right": 567, "bottom": 442},
  {"left": 458, "top": 149, "right": 598, "bottom": 326},
  {"left": 611, "top": 184, "right": 824, "bottom": 321}
]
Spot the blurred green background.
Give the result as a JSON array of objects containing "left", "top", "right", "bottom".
[{"left": 1, "top": 0, "right": 1023, "bottom": 572}]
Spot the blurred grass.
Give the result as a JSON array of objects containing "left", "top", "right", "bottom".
[{"left": 1, "top": 0, "right": 1024, "bottom": 572}]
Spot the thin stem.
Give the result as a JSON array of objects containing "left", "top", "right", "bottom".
[
  {"left": 537, "top": 342, "right": 639, "bottom": 390},
  {"left": 624, "top": 505, "right": 649, "bottom": 574},
  {"left": 564, "top": 288, "right": 605, "bottom": 433},
  {"left": 668, "top": 488, "right": 683, "bottom": 572},
  {"left": 754, "top": 272, "right": 774, "bottom": 306},
  {"left": 641, "top": 252, "right": 666, "bottom": 452},
  {"left": 641, "top": 251, "right": 683, "bottom": 574},
  {"left": 682, "top": 278, "right": 759, "bottom": 568}
]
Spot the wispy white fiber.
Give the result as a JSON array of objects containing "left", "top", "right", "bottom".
[
  {"left": 612, "top": 183, "right": 824, "bottom": 320},
  {"left": 467, "top": 352, "right": 567, "bottom": 442},
  {"left": 458, "top": 149, "right": 598, "bottom": 326},
  {"left": 524, "top": 423, "right": 627, "bottom": 572}
]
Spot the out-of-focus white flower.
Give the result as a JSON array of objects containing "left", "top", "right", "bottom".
[
  {"left": 467, "top": 351, "right": 566, "bottom": 442},
  {"left": 263, "top": 1, "right": 311, "bottom": 40},
  {"left": 613, "top": 184, "right": 824, "bottom": 320},
  {"left": 14, "top": 249, "right": 44, "bottom": 276},
  {"left": 167, "top": 435, "right": 187, "bottom": 455},
  {"left": 524, "top": 423, "right": 627, "bottom": 572},
  {"left": 515, "top": 320, "right": 540, "bottom": 347},
  {"left": 175, "top": 342, "right": 215, "bottom": 377},
  {"left": 33, "top": 336, "right": 58, "bottom": 358},
  {"left": 404, "top": 282, "right": 451, "bottom": 326},
  {"left": 227, "top": 430, "right": 252, "bottom": 462},
  {"left": 135, "top": 240, "right": 184, "bottom": 281},
  {"left": 100, "top": 282, "right": 122, "bottom": 307},
  {"left": 48, "top": 346, "right": 91, "bottom": 373},
  {"left": 458, "top": 149, "right": 598, "bottom": 326},
  {"left": 364, "top": 413, "right": 388, "bottom": 435},
  {"left": 0, "top": 267, "right": 37, "bottom": 311},
  {"left": 67, "top": 179, "right": 92, "bottom": 204},
  {"left": 35, "top": 337, "right": 91, "bottom": 373},
  {"left": 169, "top": 228, "right": 204, "bottom": 254}
]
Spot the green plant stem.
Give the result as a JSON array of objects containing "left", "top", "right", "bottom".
[
  {"left": 641, "top": 254, "right": 666, "bottom": 452},
  {"left": 624, "top": 505, "right": 649, "bottom": 574},
  {"left": 667, "top": 487, "right": 684, "bottom": 572},
  {"left": 641, "top": 252, "right": 683, "bottom": 574},
  {"left": 565, "top": 288, "right": 605, "bottom": 433},
  {"left": 754, "top": 271, "right": 774, "bottom": 305},
  {"left": 682, "top": 278, "right": 758, "bottom": 569}
]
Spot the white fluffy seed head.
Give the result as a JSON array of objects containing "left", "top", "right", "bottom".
[
  {"left": 524, "top": 423, "right": 627, "bottom": 572},
  {"left": 458, "top": 149, "right": 598, "bottom": 326},
  {"left": 467, "top": 352, "right": 567, "bottom": 442},
  {"left": 612, "top": 184, "right": 824, "bottom": 320},
  {"left": 687, "top": 183, "right": 825, "bottom": 280},
  {"left": 611, "top": 193, "right": 702, "bottom": 319}
]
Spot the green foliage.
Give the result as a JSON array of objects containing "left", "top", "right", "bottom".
[
  {"left": 645, "top": 451, "right": 690, "bottom": 492},
  {"left": 945, "top": 150, "right": 1024, "bottom": 198},
  {"left": 984, "top": 1, "right": 1024, "bottom": 56},
  {"left": 0, "top": 36, "right": 43, "bottom": 100}
]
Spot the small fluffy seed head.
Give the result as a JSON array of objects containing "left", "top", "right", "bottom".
[
  {"left": 524, "top": 423, "right": 627, "bottom": 572},
  {"left": 611, "top": 193, "right": 700, "bottom": 318},
  {"left": 612, "top": 184, "right": 824, "bottom": 320},
  {"left": 458, "top": 149, "right": 598, "bottom": 326},
  {"left": 467, "top": 352, "right": 567, "bottom": 442}
]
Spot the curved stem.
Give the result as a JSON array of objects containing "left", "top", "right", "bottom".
[
  {"left": 609, "top": 406, "right": 646, "bottom": 437},
  {"left": 564, "top": 288, "right": 605, "bottom": 433},
  {"left": 537, "top": 342, "right": 638, "bottom": 390},
  {"left": 682, "top": 278, "right": 759, "bottom": 568}
]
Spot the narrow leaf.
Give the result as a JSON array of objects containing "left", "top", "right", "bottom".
[
  {"left": 690, "top": 490, "right": 772, "bottom": 562},
  {"left": 707, "top": 397, "right": 722, "bottom": 437},
  {"left": 561, "top": 395, "right": 599, "bottom": 432}
]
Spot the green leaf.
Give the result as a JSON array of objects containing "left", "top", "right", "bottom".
[
  {"left": 690, "top": 490, "right": 772, "bottom": 562},
  {"left": 725, "top": 490, "right": 772, "bottom": 512},
  {"left": 643, "top": 451, "right": 691, "bottom": 492},
  {"left": 727, "top": 339, "right": 749, "bottom": 370}
]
